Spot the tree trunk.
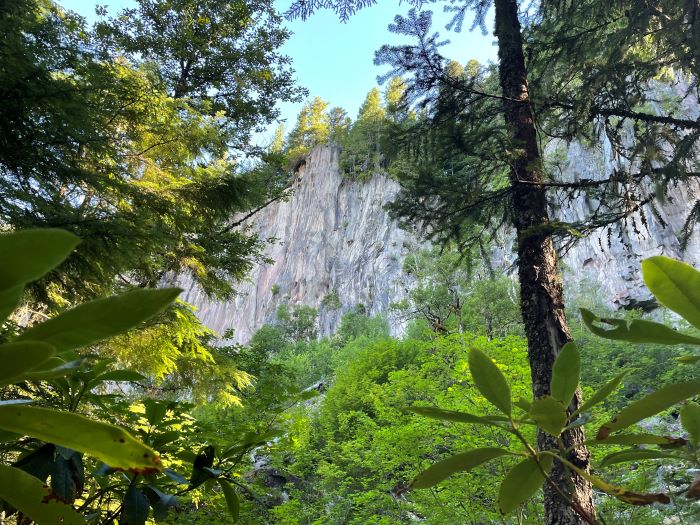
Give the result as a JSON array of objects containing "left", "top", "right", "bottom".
[{"left": 492, "top": 0, "right": 596, "bottom": 523}]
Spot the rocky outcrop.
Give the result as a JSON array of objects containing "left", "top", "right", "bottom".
[
  {"left": 178, "top": 135, "right": 700, "bottom": 342},
  {"left": 177, "top": 145, "right": 422, "bottom": 342}
]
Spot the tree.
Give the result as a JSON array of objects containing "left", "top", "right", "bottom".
[
  {"left": 340, "top": 87, "right": 388, "bottom": 176},
  {"left": 286, "top": 0, "right": 700, "bottom": 521},
  {"left": 0, "top": 0, "right": 303, "bottom": 305},
  {"left": 286, "top": 96, "right": 332, "bottom": 159},
  {"left": 329, "top": 106, "right": 352, "bottom": 143},
  {"left": 384, "top": 76, "right": 409, "bottom": 121}
]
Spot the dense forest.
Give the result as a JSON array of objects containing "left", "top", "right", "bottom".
[{"left": 1, "top": 0, "right": 700, "bottom": 524}]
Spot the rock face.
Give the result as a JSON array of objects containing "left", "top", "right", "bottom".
[
  {"left": 178, "top": 145, "right": 422, "bottom": 342},
  {"left": 179, "top": 137, "right": 700, "bottom": 342}
]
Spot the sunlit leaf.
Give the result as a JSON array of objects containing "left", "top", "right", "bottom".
[
  {"left": 643, "top": 256, "right": 700, "bottom": 329},
  {"left": 550, "top": 342, "right": 580, "bottom": 406},
  {"left": 410, "top": 448, "right": 513, "bottom": 489},
  {"left": 0, "top": 405, "right": 161, "bottom": 472},
  {"left": 529, "top": 397, "right": 567, "bottom": 436},
  {"left": 17, "top": 288, "right": 181, "bottom": 353},
  {"left": 498, "top": 455, "right": 552, "bottom": 515},
  {"left": 0, "top": 464, "right": 85, "bottom": 524},
  {"left": 468, "top": 348, "right": 511, "bottom": 416},
  {"left": 598, "top": 381, "right": 700, "bottom": 439},
  {"left": 0, "top": 229, "right": 79, "bottom": 291}
]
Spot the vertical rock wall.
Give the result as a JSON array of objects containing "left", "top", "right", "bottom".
[
  {"left": 178, "top": 136, "right": 700, "bottom": 342},
  {"left": 177, "top": 145, "right": 421, "bottom": 342}
]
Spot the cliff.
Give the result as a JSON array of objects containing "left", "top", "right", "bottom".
[
  {"left": 178, "top": 138, "right": 700, "bottom": 342},
  {"left": 178, "top": 145, "right": 422, "bottom": 342}
]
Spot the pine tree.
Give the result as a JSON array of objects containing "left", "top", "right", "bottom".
[
  {"left": 287, "top": 96, "right": 331, "bottom": 158},
  {"left": 340, "top": 88, "right": 388, "bottom": 176}
]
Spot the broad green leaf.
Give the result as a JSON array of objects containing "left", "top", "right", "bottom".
[
  {"left": 677, "top": 355, "right": 700, "bottom": 364},
  {"left": 573, "top": 371, "right": 628, "bottom": 417},
  {"left": 23, "top": 358, "right": 85, "bottom": 380},
  {"left": 598, "top": 381, "right": 700, "bottom": 439},
  {"left": 592, "top": 433, "right": 687, "bottom": 447},
  {"left": 498, "top": 455, "right": 552, "bottom": 515},
  {"left": 144, "top": 400, "right": 170, "bottom": 426},
  {"left": 551, "top": 342, "right": 580, "bottom": 406},
  {"left": 408, "top": 406, "right": 509, "bottom": 428},
  {"left": 566, "top": 462, "right": 670, "bottom": 505},
  {"left": 142, "top": 485, "right": 178, "bottom": 521},
  {"left": 219, "top": 479, "right": 240, "bottom": 522},
  {"left": 580, "top": 308, "right": 700, "bottom": 345},
  {"left": 600, "top": 449, "right": 679, "bottom": 468},
  {"left": 0, "top": 405, "right": 161, "bottom": 472},
  {"left": 468, "top": 348, "right": 511, "bottom": 416},
  {"left": 410, "top": 448, "right": 512, "bottom": 489},
  {"left": 0, "top": 464, "right": 85, "bottom": 524},
  {"left": 0, "top": 285, "right": 23, "bottom": 324},
  {"left": 0, "top": 341, "right": 55, "bottom": 385},
  {"left": 529, "top": 397, "right": 567, "bottom": 436},
  {"left": 0, "top": 229, "right": 79, "bottom": 292},
  {"left": 17, "top": 288, "right": 181, "bottom": 353},
  {"left": 681, "top": 402, "right": 700, "bottom": 446},
  {"left": 122, "top": 486, "right": 150, "bottom": 525},
  {"left": 514, "top": 398, "right": 532, "bottom": 412},
  {"left": 643, "top": 256, "right": 700, "bottom": 329}
]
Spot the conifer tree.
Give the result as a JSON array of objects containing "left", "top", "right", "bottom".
[
  {"left": 287, "top": 0, "right": 700, "bottom": 515},
  {"left": 286, "top": 0, "right": 700, "bottom": 520},
  {"left": 287, "top": 96, "right": 332, "bottom": 158},
  {"left": 0, "top": 0, "right": 304, "bottom": 304},
  {"left": 340, "top": 88, "right": 388, "bottom": 176}
]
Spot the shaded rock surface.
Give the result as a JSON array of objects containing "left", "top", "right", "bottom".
[
  {"left": 178, "top": 137, "right": 700, "bottom": 342},
  {"left": 178, "top": 145, "right": 421, "bottom": 342}
]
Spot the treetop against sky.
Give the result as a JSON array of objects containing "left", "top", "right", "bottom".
[{"left": 59, "top": 0, "right": 497, "bottom": 145}]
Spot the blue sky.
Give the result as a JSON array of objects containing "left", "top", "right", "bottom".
[{"left": 60, "top": 0, "right": 496, "bottom": 143}]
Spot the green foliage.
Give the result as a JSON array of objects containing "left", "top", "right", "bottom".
[
  {"left": 286, "top": 97, "right": 332, "bottom": 160},
  {"left": 0, "top": 228, "right": 181, "bottom": 520},
  {"left": 396, "top": 247, "right": 522, "bottom": 338},
  {"left": 321, "top": 289, "right": 342, "bottom": 310},
  {"left": 1, "top": 0, "right": 302, "bottom": 304}
]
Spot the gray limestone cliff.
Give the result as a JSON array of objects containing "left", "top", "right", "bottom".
[
  {"left": 177, "top": 145, "right": 421, "bottom": 342},
  {"left": 178, "top": 137, "right": 700, "bottom": 342}
]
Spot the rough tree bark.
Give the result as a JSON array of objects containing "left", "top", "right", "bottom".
[{"left": 492, "top": 0, "right": 597, "bottom": 523}]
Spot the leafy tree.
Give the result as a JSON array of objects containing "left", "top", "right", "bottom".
[
  {"left": 396, "top": 247, "right": 521, "bottom": 337},
  {"left": 0, "top": 0, "right": 302, "bottom": 305}
]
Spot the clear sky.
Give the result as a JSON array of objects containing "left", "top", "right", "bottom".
[{"left": 59, "top": 0, "right": 496, "bottom": 143}]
